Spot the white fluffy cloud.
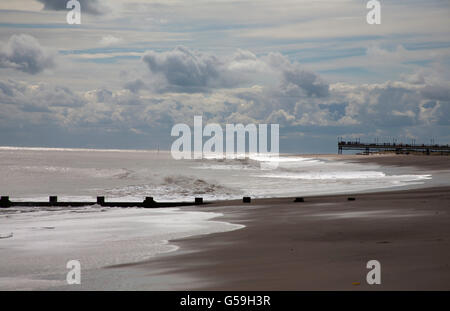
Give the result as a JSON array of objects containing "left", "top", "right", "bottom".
[
  {"left": 142, "top": 46, "right": 329, "bottom": 97},
  {"left": 1, "top": 54, "right": 448, "bottom": 141},
  {"left": 0, "top": 46, "right": 449, "bottom": 149}
]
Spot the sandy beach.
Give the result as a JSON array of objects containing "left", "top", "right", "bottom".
[
  {"left": 321, "top": 154, "right": 450, "bottom": 171},
  {"left": 113, "top": 155, "right": 450, "bottom": 290},
  {"left": 1, "top": 153, "right": 449, "bottom": 290}
]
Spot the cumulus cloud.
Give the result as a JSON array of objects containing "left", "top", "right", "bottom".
[
  {"left": 1, "top": 74, "right": 448, "bottom": 140},
  {"left": 0, "top": 34, "right": 55, "bottom": 74},
  {"left": 330, "top": 79, "right": 450, "bottom": 135},
  {"left": 282, "top": 68, "right": 329, "bottom": 98},
  {"left": 37, "top": 0, "right": 107, "bottom": 15},
  {"left": 136, "top": 47, "right": 450, "bottom": 141},
  {"left": 142, "top": 46, "right": 329, "bottom": 96},
  {"left": 142, "top": 46, "right": 222, "bottom": 92},
  {"left": 124, "top": 79, "right": 145, "bottom": 93},
  {"left": 0, "top": 80, "right": 84, "bottom": 109},
  {"left": 1, "top": 48, "right": 449, "bottom": 149}
]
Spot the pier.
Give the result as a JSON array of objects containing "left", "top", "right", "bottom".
[{"left": 338, "top": 141, "right": 450, "bottom": 155}]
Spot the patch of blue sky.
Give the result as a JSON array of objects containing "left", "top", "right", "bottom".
[
  {"left": 59, "top": 45, "right": 172, "bottom": 55},
  {"left": 0, "top": 22, "right": 142, "bottom": 32},
  {"left": 264, "top": 35, "right": 384, "bottom": 45},
  {"left": 403, "top": 60, "right": 433, "bottom": 66},
  {"left": 285, "top": 47, "right": 366, "bottom": 63},
  {"left": 72, "top": 55, "right": 141, "bottom": 64},
  {"left": 0, "top": 23, "right": 83, "bottom": 29},
  {"left": 60, "top": 47, "right": 147, "bottom": 55},
  {"left": 160, "top": 22, "right": 269, "bottom": 33},
  {"left": 318, "top": 67, "right": 371, "bottom": 76},
  {"left": 402, "top": 41, "right": 450, "bottom": 51}
]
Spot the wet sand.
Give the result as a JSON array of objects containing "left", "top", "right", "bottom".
[
  {"left": 316, "top": 154, "right": 450, "bottom": 171},
  {"left": 118, "top": 155, "right": 450, "bottom": 290}
]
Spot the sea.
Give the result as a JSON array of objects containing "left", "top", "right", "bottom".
[{"left": 0, "top": 147, "right": 435, "bottom": 289}]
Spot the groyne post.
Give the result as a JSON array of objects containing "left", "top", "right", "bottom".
[
  {"left": 0, "top": 196, "right": 11, "bottom": 208},
  {"left": 143, "top": 196, "right": 155, "bottom": 208},
  {"left": 243, "top": 196, "right": 251, "bottom": 203}
]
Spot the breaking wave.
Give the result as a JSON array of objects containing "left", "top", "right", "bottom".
[{"left": 103, "top": 175, "right": 242, "bottom": 202}]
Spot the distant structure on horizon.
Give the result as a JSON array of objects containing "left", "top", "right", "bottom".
[{"left": 337, "top": 140, "right": 450, "bottom": 155}]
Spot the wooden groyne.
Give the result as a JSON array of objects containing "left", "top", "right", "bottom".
[{"left": 0, "top": 196, "right": 208, "bottom": 208}]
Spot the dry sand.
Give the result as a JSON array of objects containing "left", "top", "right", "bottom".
[{"left": 114, "top": 155, "right": 450, "bottom": 290}]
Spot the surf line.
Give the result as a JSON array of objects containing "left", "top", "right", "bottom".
[{"left": 170, "top": 115, "right": 279, "bottom": 162}]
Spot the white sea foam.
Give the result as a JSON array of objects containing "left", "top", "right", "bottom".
[
  {"left": 0, "top": 148, "right": 435, "bottom": 201},
  {"left": 0, "top": 146, "right": 152, "bottom": 153},
  {"left": 0, "top": 206, "right": 244, "bottom": 290},
  {"left": 259, "top": 171, "right": 388, "bottom": 180}
]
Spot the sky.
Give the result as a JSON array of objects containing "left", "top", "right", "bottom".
[{"left": 0, "top": 0, "right": 449, "bottom": 153}]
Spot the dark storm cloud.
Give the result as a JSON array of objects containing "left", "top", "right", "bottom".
[
  {"left": 282, "top": 68, "right": 329, "bottom": 98},
  {"left": 37, "top": 0, "right": 106, "bottom": 15},
  {"left": 124, "top": 79, "right": 145, "bottom": 93},
  {"left": 141, "top": 46, "right": 331, "bottom": 96},
  {"left": 142, "top": 46, "right": 221, "bottom": 92},
  {"left": 420, "top": 84, "right": 450, "bottom": 101},
  {"left": 0, "top": 81, "right": 84, "bottom": 109},
  {"left": 0, "top": 34, "right": 55, "bottom": 74},
  {"left": 0, "top": 81, "right": 15, "bottom": 96}
]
